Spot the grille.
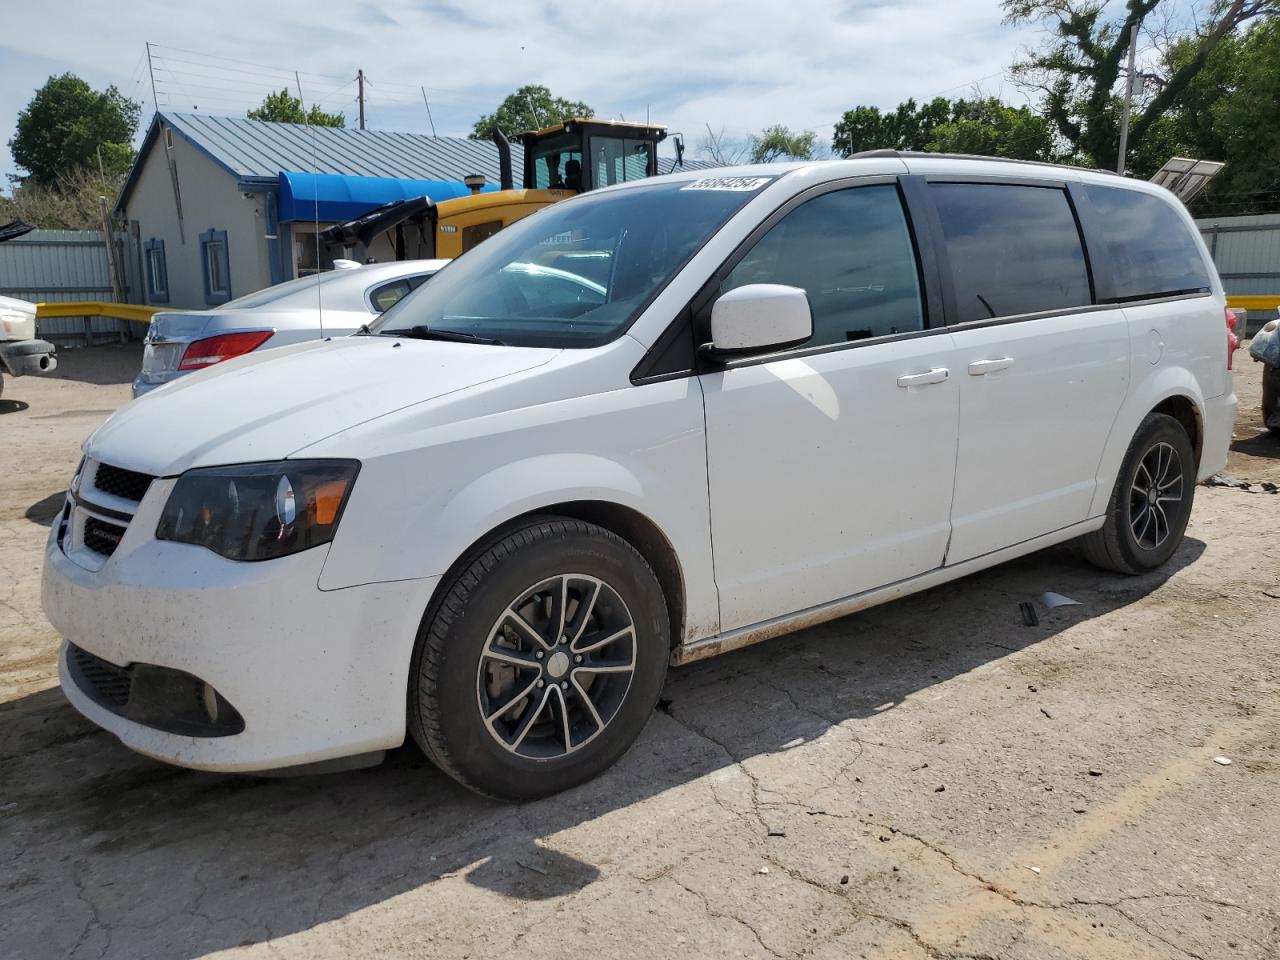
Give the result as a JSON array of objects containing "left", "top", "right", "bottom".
[
  {"left": 68, "top": 644, "right": 132, "bottom": 709},
  {"left": 83, "top": 517, "right": 127, "bottom": 557},
  {"left": 94, "top": 463, "right": 154, "bottom": 502}
]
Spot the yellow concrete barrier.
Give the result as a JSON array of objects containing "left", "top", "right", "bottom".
[
  {"left": 1227, "top": 295, "right": 1280, "bottom": 313},
  {"left": 35, "top": 301, "right": 159, "bottom": 324}
]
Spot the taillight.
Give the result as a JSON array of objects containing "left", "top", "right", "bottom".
[
  {"left": 1225, "top": 308, "right": 1240, "bottom": 371},
  {"left": 179, "top": 331, "right": 273, "bottom": 370}
]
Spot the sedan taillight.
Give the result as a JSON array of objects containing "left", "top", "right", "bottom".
[{"left": 179, "top": 331, "right": 274, "bottom": 370}]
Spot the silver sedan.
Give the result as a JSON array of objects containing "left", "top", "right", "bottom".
[{"left": 133, "top": 259, "right": 448, "bottom": 397}]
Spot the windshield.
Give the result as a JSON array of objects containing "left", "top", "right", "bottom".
[{"left": 370, "top": 180, "right": 767, "bottom": 347}]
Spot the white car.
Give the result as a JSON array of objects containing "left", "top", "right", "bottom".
[
  {"left": 132, "top": 259, "right": 449, "bottom": 397},
  {"left": 44, "top": 156, "right": 1236, "bottom": 799},
  {"left": 0, "top": 293, "right": 57, "bottom": 395}
]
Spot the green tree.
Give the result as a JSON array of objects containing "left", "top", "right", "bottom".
[
  {"left": 0, "top": 167, "right": 125, "bottom": 230},
  {"left": 832, "top": 97, "right": 952, "bottom": 153},
  {"left": 1135, "top": 17, "right": 1280, "bottom": 213},
  {"left": 247, "top": 89, "right": 345, "bottom": 127},
  {"left": 833, "top": 97, "right": 1056, "bottom": 161},
  {"left": 749, "top": 125, "right": 818, "bottom": 163},
  {"left": 1004, "top": 0, "right": 1276, "bottom": 170},
  {"left": 8, "top": 73, "right": 140, "bottom": 187},
  {"left": 470, "top": 85, "right": 592, "bottom": 139}
]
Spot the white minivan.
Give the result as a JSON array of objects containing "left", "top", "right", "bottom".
[{"left": 43, "top": 155, "right": 1237, "bottom": 799}]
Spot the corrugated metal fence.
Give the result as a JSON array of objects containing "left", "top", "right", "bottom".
[
  {"left": 1197, "top": 213, "right": 1280, "bottom": 334},
  {"left": 0, "top": 229, "right": 136, "bottom": 341}
]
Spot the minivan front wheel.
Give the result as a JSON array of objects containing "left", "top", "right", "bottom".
[
  {"left": 408, "top": 518, "right": 669, "bottom": 800},
  {"left": 1080, "top": 412, "right": 1196, "bottom": 574}
]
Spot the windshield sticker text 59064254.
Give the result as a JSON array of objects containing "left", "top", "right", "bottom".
[{"left": 681, "top": 177, "right": 772, "bottom": 192}]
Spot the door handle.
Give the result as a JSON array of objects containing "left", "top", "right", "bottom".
[
  {"left": 896, "top": 367, "right": 949, "bottom": 388},
  {"left": 967, "top": 357, "right": 1014, "bottom": 376}
]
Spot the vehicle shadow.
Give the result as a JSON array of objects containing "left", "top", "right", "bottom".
[
  {"left": 1231, "top": 429, "right": 1279, "bottom": 460},
  {"left": 0, "top": 398, "right": 30, "bottom": 414},
  {"left": 0, "top": 537, "right": 1204, "bottom": 959},
  {"left": 24, "top": 492, "right": 65, "bottom": 527},
  {"left": 39, "top": 342, "right": 143, "bottom": 387}
]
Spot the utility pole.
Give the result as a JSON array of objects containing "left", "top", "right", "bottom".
[
  {"left": 357, "top": 69, "right": 366, "bottom": 130},
  {"left": 1116, "top": 21, "right": 1139, "bottom": 175},
  {"left": 421, "top": 86, "right": 438, "bottom": 137},
  {"left": 145, "top": 41, "right": 158, "bottom": 112}
]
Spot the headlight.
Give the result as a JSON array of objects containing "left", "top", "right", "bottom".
[{"left": 156, "top": 460, "right": 360, "bottom": 561}]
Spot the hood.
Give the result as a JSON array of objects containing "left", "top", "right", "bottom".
[{"left": 87, "top": 335, "right": 558, "bottom": 475}]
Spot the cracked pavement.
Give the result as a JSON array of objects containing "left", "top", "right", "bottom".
[{"left": 2, "top": 344, "right": 1279, "bottom": 960}]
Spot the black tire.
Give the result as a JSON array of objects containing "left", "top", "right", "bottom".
[
  {"left": 1080, "top": 412, "right": 1196, "bottom": 575},
  {"left": 1263, "top": 364, "right": 1280, "bottom": 436},
  {"left": 408, "top": 517, "right": 669, "bottom": 801}
]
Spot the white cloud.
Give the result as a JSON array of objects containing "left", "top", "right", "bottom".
[{"left": 1, "top": 0, "right": 1041, "bottom": 184}]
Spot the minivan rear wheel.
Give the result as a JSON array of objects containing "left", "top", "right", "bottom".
[
  {"left": 1080, "top": 412, "right": 1196, "bottom": 575},
  {"left": 408, "top": 517, "right": 669, "bottom": 800}
]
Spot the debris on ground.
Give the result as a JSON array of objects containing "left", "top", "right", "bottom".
[
  {"left": 767, "top": 826, "right": 786, "bottom": 837},
  {"left": 1024, "top": 865, "right": 1042, "bottom": 875},
  {"left": 1088, "top": 769, "right": 1103, "bottom": 777},
  {"left": 840, "top": 875, "right": 850, "bottom": 885},
  {"left": 934, "top": 785, "right": 946, "bottom": 793},
  {"left": 757, "top": 865, "right": 770, "bottom": 875},
  {"left": 1042, "top": 592, "right": 1082, "bottom": 609},
  {"left": 1040, "top": 707, "right": 1053, "bottom": 719},
  {"left": 1206, "top": 474, "right": 1252, "bottom": 489},
  {"left": 1019, "top": 601, "right": 1040, "bottom": 626},
  {"left": 1214, "top": 756, "right": 1233, "bottom": 766}
]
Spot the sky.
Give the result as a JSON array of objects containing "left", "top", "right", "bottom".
[{"left": 1, "top": 0, "right": 1043, "bottom": 187}]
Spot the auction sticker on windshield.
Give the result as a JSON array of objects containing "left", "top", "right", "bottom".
[{"left": 681, "top": 177, "right": 772, "bottom": 191}]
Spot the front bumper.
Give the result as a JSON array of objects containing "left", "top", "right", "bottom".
[
  {"left": 0, "top": 338, "right": 57, "bottom": 376},
  {"left": 43, "top": 508, "right": 439, "bottom": 772}
]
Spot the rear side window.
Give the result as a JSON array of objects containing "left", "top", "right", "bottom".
[
  {"left": 724, "top": 184, "right": 924, "bottom": 348},
  {"left": 369, "top": 274, "right": 432, "bottom": 313},
  {"left": 1082, "top": 185, "right": 1211, "bottom": 301},
  {"left": 930, "top": 183, "right": 1091, "bottom": 323}
]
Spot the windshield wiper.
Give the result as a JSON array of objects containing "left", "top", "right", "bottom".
[
  {"left": 355, "top": 322, "right": 372, "bottom": 336},
  {"left": 379, "top": 325, "right": 505, "bottom": 346}
]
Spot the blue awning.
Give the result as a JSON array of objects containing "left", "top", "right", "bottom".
[{"left": 276, "top": 171, "right": 497, "bottom": 223}]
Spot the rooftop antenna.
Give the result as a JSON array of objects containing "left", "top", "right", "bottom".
[
  {"left": 145, "top": 42, "right": 158, "bottom": 113},
  {"left": 297, "top": 70, "right": 324, "bottom": 339},
  {"left": 421, "top": 86, "right": 438, "bottom": 137},
  {"left": 357, "top": 69, "right": 366, "bottom": 130}
]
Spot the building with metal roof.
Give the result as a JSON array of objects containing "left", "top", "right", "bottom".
[{"left": 116, "top": 112, "right": 710, "bottom": 309}]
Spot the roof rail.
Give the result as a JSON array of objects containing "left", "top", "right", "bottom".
[{"left": 842, "top": 149, "right": 1120, "bottom": 177}]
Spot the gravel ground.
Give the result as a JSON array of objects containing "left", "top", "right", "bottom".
[{"left": 1, "top": 342, "right": 1278, "bottom": 960}]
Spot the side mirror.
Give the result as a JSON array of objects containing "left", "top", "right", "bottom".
[{"left": 702, "top": 284, "right": 812, "bottom": 361}]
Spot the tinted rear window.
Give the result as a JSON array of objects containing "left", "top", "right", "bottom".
[
  {"left": 1083, "top": 185, "right": 1211, "bottom": 301},
  {"left": 931, "top": 183, "right": 1091, "bottom": 323}
]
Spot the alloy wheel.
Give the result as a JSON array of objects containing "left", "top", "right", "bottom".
[
  {"left": 1129, "top": 441, "right": 1183, "bottom": 550},
  {"left": 476, "top": 574, "right": 637, "bottom": 759}
]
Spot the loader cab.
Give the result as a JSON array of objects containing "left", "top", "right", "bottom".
[{"left": 520, "top": 118, "right": 667, "bottom": 193}]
